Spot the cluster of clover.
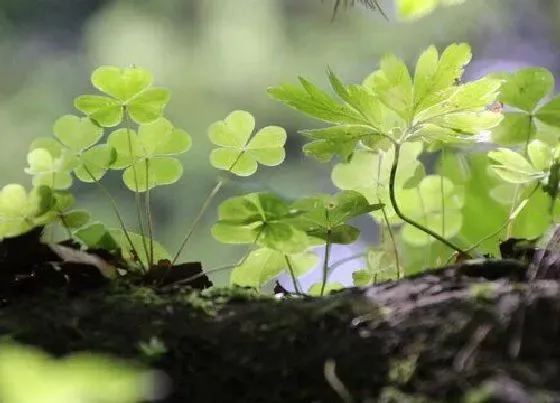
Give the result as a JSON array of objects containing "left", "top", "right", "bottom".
[{"left": 2, "top": 43, "right": 560, "bottom": 295}]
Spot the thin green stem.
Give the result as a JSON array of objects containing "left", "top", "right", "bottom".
[
  {"left": 380, "top": 205, "right": 401, "bottom": 278},
  {"left": 171, "top": 179, "right": 225, "bottom": 265},
  {"left": 81, "top": 164, "right": 145, "bottom": 272},
  {"left": 327, "top": 252, "right": 367, "bottom": 273},
  {"left": 123, "top": 109, "right": 150, "bottom": 268},
  {"left": 144, "top": 161, "right": 155, "bottom": 267},
  {"left": 284, "top": 255, "right": 302, "bottom": 294},
  {"left": 389, "top": 142, "right": 465, "bottom": 254},
  {"left": 171, "top": 148, "right": 246, "bottom": 265},
  {"left": 320, "top": 236, "right": 332, "bottom": 297}
]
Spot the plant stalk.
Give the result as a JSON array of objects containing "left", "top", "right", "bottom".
[
  {"left": 171, "top": 179, "right": 224, "bottom": 265},
  {"left": 389, "top": 142, "right": 465, "bottom": 254},
  {"left": 123, "top": 109, "right": 150, "bottom": 269},
  {"left": 284, "top": 255, "right": 302, "bottom": 294},
  {"left": 320, "top": 235, "right": 332, "bottom": 296},
  {"left": 82, "top": 164, "right": 146, "bottom": 272}
]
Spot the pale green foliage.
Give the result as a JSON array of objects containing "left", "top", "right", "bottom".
[
  {"left": 0, "top": 184, "right": 54, "bottom": 239},
  {"left": 307, "top": 281, "right": 344, "bottom": 296},
  {"left": 332, "top": 142, "right": 424, "bottom": 224},
  {"left": 74, "top": 66, "right": 170, "bottom": 127},
  {"left": 74, "top": 222, "right": 170, "bottom": 266},
  {"left": 0, "top": 342, "right": 157, "bottom": 403},
  {"left": 270, "top": 43, "right": 503, "bottom": 254},
  {"left": 396, "top": 0, "right": 465, "bottom": 21},
  {"left": 108, "top": 117, "right": 192, "bottom": 191},
  {"left": 489, "top": 67, "right": 556, "bottom": 145},
  {"left": 290, "top": 190, "right": 383, "bottom": 244},
  {"left": 212, "top": 192, "right": 309, "bottom": 254},
  {"left": 230, "top": 247, "right": 318, "bottom": 289},
  {"left": 219, "top": 190, "right": 382, "bottom": 287},
  {"left": 208, "top": 110, "right": 287, "bottom": 176},
  {"left": 488, "top": 143, "right": 550, "bottom": 184},
  {"left": 353, "top": 244, "right": 399, "bottom": 286},
  {"left": 397, "top": 175, "right": 464, "bottom": 246},
  {"left": 26, "top": 115, "right": 116, "bottom": 187},
  {"left": 25, "top": 147, "right": 75, "bottom": 189}
]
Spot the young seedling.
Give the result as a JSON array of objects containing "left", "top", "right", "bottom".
[{"left": 2, "top": 41, "right": 560, "bottom": 296}]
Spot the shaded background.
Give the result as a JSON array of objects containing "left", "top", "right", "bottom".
[{"left": 0, "top": 0, "right": 559, "bottom": 289}]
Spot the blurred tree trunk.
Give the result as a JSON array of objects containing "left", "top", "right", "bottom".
[{"left": 1, "top": 260, "right": 560, "bottom": 402}]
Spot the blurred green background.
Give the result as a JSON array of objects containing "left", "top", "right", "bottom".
[{"left": 1, "top": 0, "right": 559, "bottom": 287}]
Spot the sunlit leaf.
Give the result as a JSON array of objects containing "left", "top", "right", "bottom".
[
  {"left": 212, "top": 192, "right": 309, "bottom": 253},
  {"left": 53, "top": 115, "right": 103, "bottom": 152},
  {"left": 230, "top": 248, "right": 318, "bottom": 288},
  {"left": 495, "top": 67, "right": 554, "bottom": 112},
  {"left": 307, "top": 282, "right": 344, "bottom": 296},
  {"left": 491, "top": 112, "right": 535, "bottom": 146},
  {"left": 123, "top": 158, "right": 183, "bottom": 192},
  {"left": 209, "top": 110, "right": 286, "bottom": 176}
]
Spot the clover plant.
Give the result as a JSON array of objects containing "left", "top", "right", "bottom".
[{"left": 2, "top": 41, "right": 560, "bottom": 296}]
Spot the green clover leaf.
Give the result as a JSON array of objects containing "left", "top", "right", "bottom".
[
  {"left": 491, "top": 112, "right": 536, "bottom": 146},
  {"left": 122, "top": 158, "right": 183, "bottom": 192},
  {"left": 494, "top": 67, "right": 554, "bottom": 113},
  {"left": 27, "top": 116, "right": 115, "bottom": 184},
  {"left": 107, "top": 118, "right": 191, "bottom": 191},
  {"left": 290, "top": 191, "right": 383, "bottom": 245},
  {"left": 208, "top": 110, "right": 287, "bottom": 176},
  {"left": 212, "top": 192, "right": 309, "bottom": 254},
  {"left": 535, "top": 95, "right": 560, "bottom": 129},
  {"left": 73, "top": 144, "right": 117, "bottom": 183},
  {"left": 486, "top": 67, "right": 555, "bottom": 145},
  {"left": 53, "top": 115, "right": 103, "bottom": 152},
  {"left": 60, "top": 209, "right": 91, "bottom": 229},
  {"left": 74, "top": 66, "right": 170, "bottom": 127},
  {"left": 74, "top": 222, "right": 170, "bottom": 267},
  {"left": 24, "top": 148, "right": 75, "bottom": 190},
  {"left": 0, "top": 184, "right": 55, "bottom": 239},
  {"left": 230, "top": 247, "right": 318, "bottom": 289}
]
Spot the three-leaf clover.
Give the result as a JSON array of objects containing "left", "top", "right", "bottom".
[
  {"left": 107, "top": 117, "right": 192, "bottom": 191},
  {"left": 74, "top": 65, "right": 170, "bottom": 127},
  {"left": 211, "top": 192, "right": 308, "bottom": 254},
  {"left": 208, "top": 110, "right": 287, "bottom": 176},
  {"left": 489, "top": 67, "right": 555, "bottom": 145},
  {"left": 25, "top": 115, "right": 116, "bottom": 188},
  {"left": 290, "top": 190, "right": 383, "bottom": 245},
  {"left": 24, "top": 147, "right": 75, "bottom": 190}
]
